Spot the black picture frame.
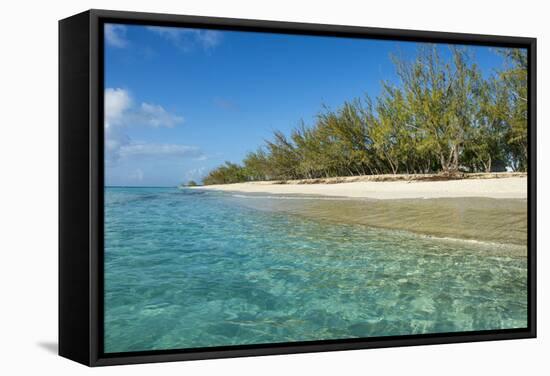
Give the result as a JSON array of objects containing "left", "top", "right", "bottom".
[{"left": 59, "top": 8, "right": 537, "bottom": 367}]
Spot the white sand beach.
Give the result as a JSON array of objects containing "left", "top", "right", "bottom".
[{"left": 193, "top": 176, "right": 527, "bottom": 200}]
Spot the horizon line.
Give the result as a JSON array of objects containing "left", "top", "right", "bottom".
[{"left": 105, "top": 185, "right": 180, "bottom": 188}]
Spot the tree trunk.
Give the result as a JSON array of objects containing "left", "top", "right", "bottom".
[
  {"left": 450, "top": 145, "right": 460, "bottom": 172},
  {"left": 440, "top": 154, "right": 448, "bottom": 172},
  {"left": 485, "top": 155, "right": 492, "bottom": 173}
]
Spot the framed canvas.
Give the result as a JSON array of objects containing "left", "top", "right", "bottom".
[{"left": 59, "top": 9, "right": 536, "bottom": 366}]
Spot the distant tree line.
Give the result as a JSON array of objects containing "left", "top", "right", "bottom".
[{"left": 203, "top": 45, "right": 528, "bottom": 185}]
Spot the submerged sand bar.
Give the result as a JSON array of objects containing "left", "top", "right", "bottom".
[{"left": 193, "top": 175, "right": 527, "bottom": 200}]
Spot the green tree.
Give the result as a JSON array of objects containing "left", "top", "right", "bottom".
[
  {"left": 201, "top": 45, "right": 528, "bottom": 184},
  {"left": 497, "top": 48, "right": 528, "bottom": 171}
]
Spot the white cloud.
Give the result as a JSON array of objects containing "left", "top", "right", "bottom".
[
  {"left": 105, "top": 88, "right": 132, "bottom": 129},
  {"left": 119, "top": 143, "right": 203, "bottom": 159},
  {"left": 105, "top": 129, "right": 130, "bottom": 163},
  {"left": 146, "top": 26, "right": 222, "bottom": 51},
  {"left": 105, "top": 88, "right": 132, "bottom": 162},
  {"left": 139, "top": 103, "right": 183, "bottom": 128},
  {"left": 104, "top": 88, "right": 199, "bottom": 165},
  {"left": 196, "top": 30, "right": 222, "bottom": 49},
  {"left": 105, "top": 24, "right": 128, "bottom": 48},
  {"left": 104, "top": 88, "right": 183, "bottom": 129}
]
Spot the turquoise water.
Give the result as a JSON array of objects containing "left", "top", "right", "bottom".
[{"left": 104, "top": 187, "right": 527, "bottom": 353}]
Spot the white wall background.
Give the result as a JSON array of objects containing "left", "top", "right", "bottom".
[{"left": 0, "top": 0, "right": 546, "bottom": 374}]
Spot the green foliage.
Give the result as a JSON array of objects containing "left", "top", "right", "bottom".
[
  {"left": 496, "top": 48, "right": 528, "bottom": 171},
  {"left": 187, "top": 180, "right": 198, "bottom": 187},
  {"left": 202, "top": 162, "right": 248, "bottom": 185},
  {"left": 202, "top": 45, "right": 528, "bottom": 185}
]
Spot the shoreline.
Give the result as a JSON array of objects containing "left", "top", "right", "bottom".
[{"left": 191, "top": 174, "right": 527, "bottom": 200}]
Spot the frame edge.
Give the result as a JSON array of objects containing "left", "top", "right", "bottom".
[
  {"left": 60, "top": 8, "right": 537, "bottom": 367},
  {"left": 59, "top": 10, "right": 93, "bottom": 367}
]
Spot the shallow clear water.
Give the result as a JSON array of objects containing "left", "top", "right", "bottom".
[{"left": 104, "top": 187, "right": 527, "bottom": 353}]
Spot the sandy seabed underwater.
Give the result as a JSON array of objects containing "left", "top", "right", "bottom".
[{"left": 104, "top": 187, "right": 527, "bottom": 353}]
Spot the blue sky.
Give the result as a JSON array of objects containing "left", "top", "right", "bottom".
[{"left": 104, "top": 23, "right": 509, "bottom": 187}]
